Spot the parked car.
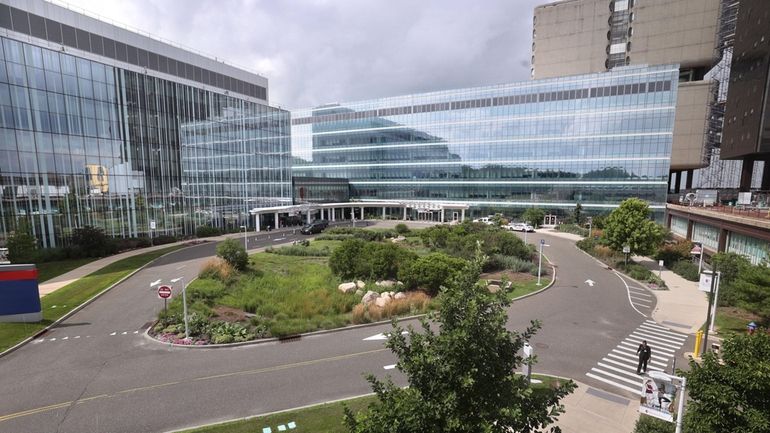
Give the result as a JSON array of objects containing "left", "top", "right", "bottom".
[
  {"left": 507, "top": 222, "right": 535, "bottom": 232},
  {"left": 311, "top": 219, "right": 329, "bottom": 229},
  {"left": 300, "top": 222, "right": 326, "bottom": 234}
]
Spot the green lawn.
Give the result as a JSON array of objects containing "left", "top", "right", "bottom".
[
  {"left": 0, "top": 245, "right": 183, "bottom": 353},
  {"left": 36, "top": 257, "right": 97, "bottom": 283},
  {"left": 714, "top": 306, "right": 759, "bottom": 338},
  {"left": 181, "top": 375, "right": 565, "bottom": 433},
  {"left": 510, "top": 277, "right": 548, "bottom": 299}
]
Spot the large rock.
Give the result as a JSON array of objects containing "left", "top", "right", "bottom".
[
  {"left": 488, "top": 284, "right": 501, "bottom": 293},
  {"left": 394, "top": 292, "right": 406, "bottom": 300},
  {"left": 338, "top": 282, "right": 357, "bottom": 294},
  {"left": 376, "top": 280, "right": 397, "bottom": 289},
  {"left": 375, "top": 295, "right": 392, "bottom": 308},
  {"left": 356, "top": 280, "right": 366, "bottom": 289},
  {"left": 391, "top": 236, "right": 407, "bottom": 243},
  {"left": 355, "top": 289, "right": 363, "bottom": 296},
  {"left": 362, "top": 290, "right": 379, "bottom": 305}
]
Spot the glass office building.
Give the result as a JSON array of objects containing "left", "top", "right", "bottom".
[
  {"left": 291, "top": 65, "right": 678, "bottom": 218},
  {"left": 0, "top": 1, "right": 291, "bottom": 248}
]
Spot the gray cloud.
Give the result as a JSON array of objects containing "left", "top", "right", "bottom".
[{"left": 65, "top": 0, "right": 542, "bottom": 109}]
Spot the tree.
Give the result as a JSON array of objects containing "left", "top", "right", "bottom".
[
  {"left": 7, "top": 221, "right": 37, "bottom": 263},
  {"left": 683, "top": 332, "right": 770, "bottom": 433},
  {"left": 571, "top": 203, "right": 584, "bottom": 225},
  {"left": 345, "top": 252, "right": 576, "bottom": 433},
  {"left": 522, "top": 207, "right": 546, "bottom": 228},
  {"left": 398, "top": 252, "right": 469, "bottom": 296},
  {"left": 215, "top": 238, "right": 248, "bottom": 270},
  {"left": 601, "top": 198, "right": 664, "bottom": 256}
]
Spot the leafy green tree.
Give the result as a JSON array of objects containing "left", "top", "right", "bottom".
[
  {"left": 522, "top": 207, "right": 546, "bottom": 228},
  {"left": 215, "top": 238, "right": 248, "bottom": 270},
  {"left": 683, "top": 332, "right": 770, "bottom": 433},
  {"left": 633, "top": 415, "right": 674, "bottom": 433},
  {"left": 398, "top": 252, "right": 469, "bottom": 296},
  {"left": 345, "top": 252, "right": 576, "bottom": 433},
  {"left": 7, "top": 220, "right": 37, "bottom": 263},
  {"left": 601, "top": 198, "right": 664, "bottom": 256}
]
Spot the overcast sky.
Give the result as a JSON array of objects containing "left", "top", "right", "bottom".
[{"left": 63, "top": 0, "right": 542, "bottom": 109}]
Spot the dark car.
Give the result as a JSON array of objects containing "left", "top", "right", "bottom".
[
  {"left": 300, "top": 222, "right": 325, "bottom": 235},
  {"left": 311, "top": 219, "right": 329, "bottom": 229}
]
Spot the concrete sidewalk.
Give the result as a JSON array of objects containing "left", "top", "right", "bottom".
[{"left": 556, "top": 380, "right": 639, "bottom": 433}]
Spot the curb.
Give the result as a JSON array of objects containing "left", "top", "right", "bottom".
[
  {"left": 511, "top": 258, "right": 557, "bottom": 302},
  {"left": 0, "top": 243, "right": 199, "bottom": 359}
]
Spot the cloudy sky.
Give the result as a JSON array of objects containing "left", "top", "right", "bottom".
[{"left": 63, "top": 0, "right": 542, "bottom": 109}]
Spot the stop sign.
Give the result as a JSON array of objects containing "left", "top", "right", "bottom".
[{"left": 157, "top": 285, "right": 172, "bottom": 299}]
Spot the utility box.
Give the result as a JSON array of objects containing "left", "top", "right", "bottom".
[{"left": 0, "top": 264, "right": 42, "bottom": 322}]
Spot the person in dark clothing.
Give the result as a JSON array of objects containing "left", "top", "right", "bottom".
[{"left": 636, "top": 340, "right": 652, "bottom": 374}]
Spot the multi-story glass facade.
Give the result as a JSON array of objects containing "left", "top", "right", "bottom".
[
  {"left": 0, "top": 28, "right": 290, "bottom": 247},
  {"left": 291, "top": 65, "right": 678, "bottom": 217}
]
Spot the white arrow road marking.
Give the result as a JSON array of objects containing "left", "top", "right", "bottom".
[
  {"left": 121, "top": 331, "right": 128, "bottom": 335},
  {"left": 383, "top": 364, "right": 397, "bottom": 370},
  {"left": 150, "top": 279, "right": 162, "bottom": 288},
  {"left": 34, "top": 339, "right": 44, "bottom": 343},
  {"left": 585, "top": 279, "right": 595, "bottom": 287},
  {"left": 62, "top": 336, "right": 68, "bottom": 340},
  {"left": 110, "top": 332, "right": 117, "bottom": 336},
  {"left": 74, "top": 336, "right": 80, "bottom": 339},
  {"left": 175, "top": 265, "right": 186, "bottom": 270},
  {"left": 363, "top": 331, "right": 409, "bottom": 341},
  {"left": 133, "top": 330, "right": 139, "bottom": 334}
]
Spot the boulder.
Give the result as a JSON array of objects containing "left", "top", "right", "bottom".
[
  {"left": 376, "top": 280, "right": 397, "bottom": 288},
  {"left": 488, "top": 284, "right": 501, "bottom": 293},
  {"left": 362, "top": 290, "right": 379, "bottom": 305},
  {"left": 391, "top": 236, "right": 407, "bottom": 243},
  {"left": 338, "top": 282, "right": 357, "bottom": 294},
  {"left": 394, "top": 292, "right": 407, "bottom": 300},
  {"left": 355, "top": 289, "right": 363, "bottom": 296},
  {"left": 375, "top": 295, "right": 392, "bottom": 308},
  {"left": 356, "top": 280, "right": 366, "bottom": 289}
]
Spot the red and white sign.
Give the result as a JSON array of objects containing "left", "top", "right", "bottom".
[
  {"left": 690, "top": 245, "right": 702, "bottom": 255},
  {"left": 157, "top": 285, "right": 172, "bottom": 299}
]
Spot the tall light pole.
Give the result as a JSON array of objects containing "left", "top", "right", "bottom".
[
  {"left": 240, "top": 225, "right": 247, "bottom": 250},
  {"left": 587, "top": 217, "right": 593, "bottom": 238},
  {"left": 170, "top": 276, "right": 189, "bottom": 340},
  {"left": 537, "top": 239, "right": 549, "bottom": 285},
  {"left": 697, "top": 242, "right": 704, "bottom": 274}
]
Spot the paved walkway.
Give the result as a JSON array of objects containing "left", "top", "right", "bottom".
[{"left": 555, "top": 380, "right": 639, "bottom": 433}]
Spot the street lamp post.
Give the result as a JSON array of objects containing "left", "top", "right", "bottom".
[
  {"left": 537, "top": 239, "right": 549, "bottom": 286},
  {"left": 240, "top": 225, "right": 247, "bottom": 250},
  {"left": 697, "top": 242, "right": 704, "bottom": 274},
  {"left": 170, "top": 277, "right": 190, "bottom": 340},
  {"left": 587, "top": 217, "right": 592, "bottom": 238}
]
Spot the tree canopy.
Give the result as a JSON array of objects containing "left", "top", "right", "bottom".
[
  {"left": 345, "top": 252, "right": 575, "bottom": 433},
  {"left": 601, "top": 198, "right": 664, "bottom": 256},
  {"left": 522, "top": 207, "right": 546, "bottom": 228}
]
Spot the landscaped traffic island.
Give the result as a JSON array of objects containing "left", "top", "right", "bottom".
[{"left": 150, "top": 223, "right": 547, "bottom": 345}]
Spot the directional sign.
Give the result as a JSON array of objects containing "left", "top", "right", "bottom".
[
  {"left": 585, "top": 279, "right": 595, "bottom": 287},
  {"left": 157, "top": 285, "right": 172, "bottom": 299},
  {"left": 540, "top": 239, "right": 545, "bottom": 245}
]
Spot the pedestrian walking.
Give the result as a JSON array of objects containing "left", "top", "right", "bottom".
[{"left": 636, "top": 340, "right": 652, "bottom": 374}]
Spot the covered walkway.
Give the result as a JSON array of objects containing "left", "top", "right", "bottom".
[{"left": 248, "top": 201, "right": 470, "bottom": 232}]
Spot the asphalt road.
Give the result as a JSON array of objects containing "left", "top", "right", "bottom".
[{"left": 0, "top": 227, "right": 678, "bottom": 433}]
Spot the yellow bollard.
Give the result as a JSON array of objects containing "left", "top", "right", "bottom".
[{"left": 693, "top": 330, "right": 703, "bottom": 356}]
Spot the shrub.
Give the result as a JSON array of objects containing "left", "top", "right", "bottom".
[
  {"left": 633, "top": 415, "right": 674, "bottom": 433},
  {"left": 556, "top": 223, "right": 588, "bottom": 237},
  {"left": 395, "top": 223, "right": 410, "bottom": 235},
  {"left": 196, "top": 225, "right": 222, "bottom": 238},
  {"left": 71, "top": 225, "right": 118, "bottom": 257},
  {"left": 329, "top": 238, "right": 416, "bottom": 281},
  {"left": 351, "top": 292, "right": 431, "bottom": 324},
  {"left": 315, "top": 233, "right": 355, "bottom": 241},
  {"left": 672, "top": 260, "right": 699, "bottom": 281},
  {"left": 484, "top": 254, "right": 537, "bottom": 274},
  {"left": 325, "top": 227, "right": 396, "bottom": 241},
  {"left": 399, "top": 253, "right": 469, "bottom": 296},
  {"left": 153, "top": 234, "right": 177, "bottom": 245},
  {"left": 420, "top": 223, "right": 530, "bottom": 261},
  {"left": 198, "top": 258, "right": 236, "bottom": 282},
  {"left": 216, "top": 238, "right": 248, "bottom": 270},
  {"left": 7, "top": 221, "right": 38, "bottom": 263},
  {"left": 207, "top": 321, "right": 255, "bottom": 344},
  {"left": 267, "top": 244, "right": 331, "bottom": 256},
  {"left": 655, "top": 240, "right": 693, "bottom": 267}
]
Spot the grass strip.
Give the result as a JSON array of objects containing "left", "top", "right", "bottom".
[
  {"left": 181, "top": 375, "right": 565, "bottom": 433},
  {"left": 36, "top": 257, "right": 97, "bottom": 283},
  {"left": 0, "top": 245, "right": 183, "bottom": 353}
]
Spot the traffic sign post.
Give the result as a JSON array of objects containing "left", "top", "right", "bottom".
[
  {"left": 157, "top": 285, "right": 172, "bottom": 313},
  {"left": 537, "top": 239, "right": 549, "bottom": 286}
]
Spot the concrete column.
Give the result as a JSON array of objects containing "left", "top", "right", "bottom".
[
  {"left": 718, "top": 228, "right": 728, "bottom": 253},
  {"left": 306, "top": 211, "right": 311, "bottom": 224},
  {"left": 674, "top": 171, "right": 682, "bottom": 194},
  {"left": 687, "top": 220, "right": 693, "bottom": 240},
  {"left": 403, "top": 206, "right": 407, "bottom": 220},
  {"left": 461, "top": 208, "right": 465, "bottom": 221},
  {"left": 274, "top": 212, "right": 279, "bottom": 229},
  {"left": 360, "top": 207, "right": 365, "bottom": 220},
  {"left": 668, "top": 172, "right": 673, "bottom": 193},
  {"left": 331, "top": 208, "right": 335, "bottom": 222},
  {"left": 256, "top": 213, "right": 261, "bottom": 232},
  {"left": 350, "top": 207, "right": 354, "bottom": 220},
  {"left": 685, "top": 169, "right": 694, "bottom": 189},
  {"left": 440, "top": 208, "right": 445, "bottom": 222},
  {"left": 382, "top": 206, "right": 386, "bottom": 219},
  {"left": 740, "top": 159, "right": 755, "bottom": 192}
]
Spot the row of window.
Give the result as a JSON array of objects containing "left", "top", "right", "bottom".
[
  {"left": 292, "top": 80, "right": 673, "bottom": 125},
  {"left": 0, "top": 4, "right": 267, "bottom": 100}
]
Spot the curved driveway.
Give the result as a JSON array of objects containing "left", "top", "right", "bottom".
[{"left": 0, "top": 229, "right": 666, "bottom": 433}]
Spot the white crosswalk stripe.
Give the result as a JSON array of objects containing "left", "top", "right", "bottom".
[{"left": 586, "top": 320, "right": 687, "bottom": 395}]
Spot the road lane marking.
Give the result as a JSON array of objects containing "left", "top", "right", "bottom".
[
  {"left": 639, "top": 323, "right": 687, "bottom": 338},
  {"left": 585, "top": 373, "right": 639, "bottom": 394},
  {"left": 383, "top": 364, "right": 396, "bottom": 370},
  {"left": 363, "top": 331, "right": 408, "bottom": 341},
  {"left": 613, "top": 272, "right": 647, "bottom": 318},
  {"left": 0, "top": 348, "right": 389, "bottom": 424}
]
